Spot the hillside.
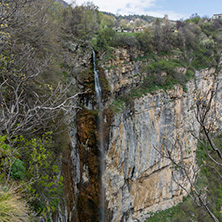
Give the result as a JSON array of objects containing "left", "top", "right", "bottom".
[{"left": 0, "top": 1, "right": 222, "bottom": 222}]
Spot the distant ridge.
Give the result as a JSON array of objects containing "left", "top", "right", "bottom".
[{"left": 102, "top": 11, "right": 159, "bottom": 23}]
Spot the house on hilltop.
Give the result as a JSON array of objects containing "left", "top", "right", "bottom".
[
  {"left": 134, "top": 26, "right": 145, "bottom": 32},
  {"left": 212, "top": 14, "right": 222, "bottom": 20}
]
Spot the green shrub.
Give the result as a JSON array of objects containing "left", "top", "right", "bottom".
[
  {"left": 111, "top": 34, "right": 139, "bottom": 48},
  {"left": 11, "top": 159, "right": 25, "bottom": 180},
  {"left": 185, "top": 68, "right": 195, "bottom": 81},
  {"left": 191, "top": 46, "right": 215, "bottom": 69},
  {"left": 147, "top": 59, "right": 182, "bottom": 74},
  {"left": 142, "top": 59, "right": 187, "bottom": 91},
  {"left": 110, "top": 98, "right": 125, "bottom": 113}
]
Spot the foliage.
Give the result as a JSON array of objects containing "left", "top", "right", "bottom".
[
  {"left": 110, "top": 98, "right": 126, "bottom": 114},
  {"left": 147, "top": 59, "right": 181, "bottom": 73},
  {"left": 0, "top": 132, "right": 64, "bottom": 218},
  {"left": 97, "top": 16, "right": 222, "bottom": 112},
  {"left": 196, "top": 135, "right": 222, "bottom": 221},
  {"left": 11, "top": 159, "right": 25, "bottom": 180},
  {"left": 152, "top": 18, "right": 177, "bottom": 53},
  {"left": 94, "top": 27, "right": 116, "bottom": 50},
  {"left": 63, "top": 2, "right": 100, "bottom": 41},
  {"left": 108, "top": 57, "right": 190, "bottom": 113},
  {"left": 106, "top": 12, "right": 157, "bottom": 24},
  {"left": 110, "top": 34, "right": 139, "bottom": 48},
  {"left": 96, "top": 14, "right": 222, "bottom": 73},
  {"left": 145, "top": 197, "right": 212, "bottom": 222},
  {"left": 185, "top": 13, "right": 201, "bottom": 25},
  {"left": 20, "top": 133, "right": 64, "bottom": 218},
  {"left": 191, "top": 45, "right": 217, "bottom": 70},
  {"left": 0, "top": 0, "right": 75, "bottom": 220},
  {"left": 142, "top": 59, "right": 187, "bottom": 91},
  {"left": 136, "top": 27, "right": 153, "bottom": 53}
]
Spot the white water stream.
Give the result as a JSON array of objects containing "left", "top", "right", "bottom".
[{"left": 92, "top": 49, "right": 105, "bottom": 222}]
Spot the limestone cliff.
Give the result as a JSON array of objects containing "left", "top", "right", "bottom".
[
  {"left": 105, "top": 84, "right": 196, "bottom": 221},
  {"left": 100, "top": 48, "right": 222, "bottom": 221},
  {"left": 99, "top": 48, "right": 144, "bottom": 98},
  {"left": 61, "top": 46, "right": 222, "bottom": 222}
]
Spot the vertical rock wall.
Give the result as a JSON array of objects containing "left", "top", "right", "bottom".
[
  {"left": 59, "top": 45, "right": 222, "bottom": 222},
  {"left": 105, "top": 84, "right": 197, "bottom": 221},
  {"left": 100, "top": 48, "right": 143, "bottom": 98},
  {"left": 102, "top": 48, "right": 222, "bottom": 222}
]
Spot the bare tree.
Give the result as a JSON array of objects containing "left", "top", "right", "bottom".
[
  {"left": 154, "top": 66, "right": 222, "bottom": 221},
  {"left": 0, "top": 0, "right": 78, "bottom": 187}
]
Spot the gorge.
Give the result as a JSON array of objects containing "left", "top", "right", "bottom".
[
  {"left": 65, "top": 46, "right": 222, "bottom": 222},
  {"left": 1, "top": 2, "right": 222, "bottom": 222}
]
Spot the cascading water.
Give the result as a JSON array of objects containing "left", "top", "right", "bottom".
[{"left": 92, "top": 49, "right": 105, "bottom": 222}]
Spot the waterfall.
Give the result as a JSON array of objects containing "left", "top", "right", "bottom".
[{"left": 92, "top": 49, "right": 105, "bottom": 222}]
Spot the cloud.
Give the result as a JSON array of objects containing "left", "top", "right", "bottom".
[
  {"left": 145, "top": 10, "right": 188, "bottom": 20},
  {"left": 65, "top": 0, "right": 187, "bottom": 20},
  {"left": 66, "top": 0, "right": 157, "bottom": 14}
]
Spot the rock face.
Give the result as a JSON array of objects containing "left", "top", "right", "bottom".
[
  {"left": 100, "top": 48, "right": 144, "bottom": 97},
  {"left": 54, "top": 45, "right": 101, "bottom": 222},
  {"left": 105, "top": 84, "right": 197, "bottom": 222},
  {"left": 60, "top": 46, "right": 222, "bottom": 222},
  {"left": 101, "top": 48, "right": 222, "bottom": 222}
]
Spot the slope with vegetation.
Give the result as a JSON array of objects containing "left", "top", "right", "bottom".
[
  {"left": 93, "top": 13, "right": 222, "bottom": 222},
  {"left": 94, "top": 14, "right": 222, "bottom": 114},
  {"left": 0, "top": 0, "right": 81, "bottom": 221},
  {"left": 1, "top": 0, "right": 222, "bottom": 221}
]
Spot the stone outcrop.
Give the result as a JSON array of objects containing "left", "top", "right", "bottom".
[{"left": 100, "top": 48, "right": 144, "bottom": 97}]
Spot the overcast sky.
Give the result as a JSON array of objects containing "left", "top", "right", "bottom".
[{"left": 64, "top": 0, "right": 221, "bottom": 20}]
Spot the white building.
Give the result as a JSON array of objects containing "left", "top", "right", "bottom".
[{"left": 212, "top": 14, "right": 222, "bottom": 20}]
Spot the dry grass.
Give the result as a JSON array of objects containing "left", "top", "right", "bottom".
[{"left": 0, "top": 187, "right": 30, "bottom": 222}]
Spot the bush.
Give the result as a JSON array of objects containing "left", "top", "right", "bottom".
[
  {"left": 136, "top": 27, "right": 153, "bottom": 53},
  {"left": 111, "top": 34, "right": 139, "bottom": 48},
  {"left": 191, "top": 46, "right": 215, "bottom": 69},
  {"left": 144, "top": 59, "right": 186, "bottom": 89},
  {"left": 11, "top": 159, "right": 25, "bottom": 180},
  {"left": 110, "top": 98, "right": 125, "bottom": 113},
  {"left": 95, "top": 27, "right": 116, "bottom": 49},
  {"left": 147, "top": 59, "right": 181, "bottom": 73}
]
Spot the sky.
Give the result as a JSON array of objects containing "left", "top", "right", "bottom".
[{"left": 64, "top": 0, "right": 222, "bottom": 20}]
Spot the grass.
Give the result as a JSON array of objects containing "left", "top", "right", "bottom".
[
  {"left": 116, "top": 32, "right": 139, "bottom": 37},
  {"left": 145, "top": 202, "right": 186, "bottom": 222},
  {"left": 145, "top": 197, "right": 207, "bottom": 222},
  {"left": 0, "top": 187, "right": 30, "bottom": 222}
]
